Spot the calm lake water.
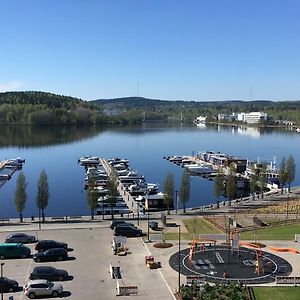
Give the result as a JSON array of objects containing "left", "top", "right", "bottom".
[{"left": 0, "top": 124, "right": 299, "bottom": 218}]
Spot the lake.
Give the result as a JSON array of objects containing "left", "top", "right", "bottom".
[{"left": 0, "top": 124, "right": 299, "bottom": 218}]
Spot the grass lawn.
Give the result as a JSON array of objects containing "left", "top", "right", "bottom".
[
  {"left": 253, "top": 287, "right": 300, "bottom": 300},
  {"left": 183, "top": 218, "right": 223, "bottom": 234},
  {"left": 164, "top": 217, "right": 222, "bottom": 240},
  {"left": 240, "top": 223, "right": 300, "bottom": 240}
]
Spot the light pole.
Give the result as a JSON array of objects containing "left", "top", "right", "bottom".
[
  {"left": 146, "top": 192, "right": 151, "bottom": 242},
  {"left": 175, "top": 190, "right": 178, "bottom": 214},
  {"left": 1, "top": 262, "right": 4, "bottom": 300},
  {"left": 178, "top": 224, "right": 181, "bottom": 290},
  {"left": 38, "top": 207, "right": 41, "bottom": 230}
]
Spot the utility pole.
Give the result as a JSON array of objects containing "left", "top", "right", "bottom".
[
  {"left": 1, "top": 262, "right": 4, "bottom": 300},
  {"left": 178, "top": 224, "right": 181, "bottom": 290},
  {"left": 175, "top": 190, "right": 178, "bottom": 214}
]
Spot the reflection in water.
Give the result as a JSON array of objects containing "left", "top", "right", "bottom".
[{"left": 0, "top": 125, "right": 105, "bottom": 148}]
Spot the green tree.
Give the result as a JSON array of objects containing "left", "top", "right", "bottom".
[
  {"left": 106, "top": 170, "right": 119, "bottom": 220},
  {"left": 214, "top": 168, "right": 223, "bottom": 208},
  {"left": 258, "top": 165, "right": 267, "bottom": 199},
  {"left": 37, "top": 169, "right": 49, "bottom": 222},
  {"left": 279, "top": 157, "right": 288, "bottom": 194},
  {"left": 249, "top": 166, "right": 258, "bottom": 200},
  {"left": 226, "top": 166, "right": 236, "bottom": 206},
  {"left": 14, "top": 171, "right": 27, "bottom": 222},
  {"left": 286, "top": 155, "right": 296, "bottom": 192},
  {"left": 86, "top": 175, "right": 99, "bottom": 220},
  {"left": 163, "top": 172, "right": 174, "bottom": 214},
  {"left": 179, "top": 169, "right": 190, "bottom": 213}
]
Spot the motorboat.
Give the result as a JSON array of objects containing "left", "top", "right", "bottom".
[
  {"left": 6, "top": 157, "right": 25, "bottom": 166},
  {"left": 79, "top": 156, "right": 100, "bottom": 165},
  {"left": 119, "top": 171, "right": 145, "bottom": 183},
  {"left": 185, "top": 163, "right": 214, "bottom": 174},
  {"left": 0, "top": 174, "right": 11, "bottom": 180},
  {"left": 107, "top": 157, "right": 129, "bottom": 166},
  {"left": 128, "top": 182, "right": 159, "bottom": 195}
]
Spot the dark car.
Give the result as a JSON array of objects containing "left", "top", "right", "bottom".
[
  {"left": 35, "top": 240, "right": 68, "bottom": 252},
  {"left": 110, "top": 220, "right": 134, "bottom": 230},
  {"left": 29, "top": 266, "right": 69, "bottom": 281},
  {"left": 149, "top": 221, "right": 158, "bottom": 230},
  {"left": 5, "top": 233, "right": 37, "bottom": 244},
  {"left": 114, "top": 225, "right": 142, "bottom": 237},
  {"left": 33, "top": 248, "right": 68, "bottom": 262},
  {"left": 0, "top": 276, "right": 19, "bottom": 292}
]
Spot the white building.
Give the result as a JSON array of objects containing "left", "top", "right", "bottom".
[
  {"left": 238, "top": 112, "right": 268, "bottom": 124},
  {"left": 195, "top": 116, "right": 207, "bottom": 123}
]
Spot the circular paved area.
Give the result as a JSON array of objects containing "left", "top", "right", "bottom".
[{"left": 169, "top": 245, "right": 292, "bottom": 284}]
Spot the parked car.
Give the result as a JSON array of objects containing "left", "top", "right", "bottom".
[
  {"left": 24, "top": 279, "right": 63, "bottom": 299},
  {"left": 35, "top": 240, "right": 68, "bottom": 252},
  {"left": 114, "top": 225, "right": 142, "bottom": 237},
  {"left": 149, "top": 221, "right": 158, "bottom": 230},
  {"left": 5, "top": 233, "right": 37, "bottom": 244},
  {"left": 29, "top": 266, "right": 69, "bottom": 281},
  {"left": 33, "top": 248, "right": 68, "bottom": 262},
  {"left": 110, "top": 220, "right": 134, "bottom": 230},
  {"left": 0, "top": 243, "right": 31, "bottom": 259},
  {"left": 0, "top": 276, "right": 19, "bottom": 292}
]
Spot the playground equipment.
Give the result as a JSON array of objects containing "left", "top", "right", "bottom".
[
  {"left": 188, "top": 238, "right": 217, "bottom": 265},
  {"left": 269, "top": 246, "right": 299, "bottom": 254},
  {"left": 144, "top": 255, "right": 161, "bottom": 269},
  {"left": 239, "top": 241, "right": 264, "bottom": 275}
]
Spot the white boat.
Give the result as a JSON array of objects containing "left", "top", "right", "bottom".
[
  {"left": 185, "top": 163, "right": 214, "bottom": 174},
  {"left": 6, "top": 157, "right": 25, "bottom": 166},
  {"left": 296, "top": 128, "right": 300, "bottom": 133},
  {"left": 0, "top": 174, "right": 11, "bottom": 180},
  {"left": 119, "top": 171, "right": 145, "bottom": 182},
  {"left": 107, "top": 157, "right": 129, "bottom": 166},
  {"left": 79, "top": 156, "right": 99, "bottom": 165},
  {"left": 96, "top": 198, "right": 131, "bottom": 215},
  {"left": 128, "top": 182, "right": 159, "bottom": 195}
]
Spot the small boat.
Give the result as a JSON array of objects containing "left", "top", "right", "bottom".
[
  {"left": 107, "top": 157, "right": 129, "bottom": 166},
  {"left": 185, "top": 163, "right": 214, "bottom": 174},
  {"left": 79, "top": 156, "right": 100, "bottom": 165},
  {"left": 296, "top": 128, "right": 300, "bottom": 133},
  {"left": 119, "top": 171, "right": 145, "bottom": 183},
  {"left": 0, "top": 174, "right": 11, "bottom": 180},
  {"left": 6, "top": 157, "right": 25, "bottom": 166}
]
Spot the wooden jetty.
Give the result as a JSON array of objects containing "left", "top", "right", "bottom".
[
  {"left": 100, "top": 158, "right": 139, "bottom": 215},
  {"left": 0, "top": 160, "right": 23, "bottom": 189}
]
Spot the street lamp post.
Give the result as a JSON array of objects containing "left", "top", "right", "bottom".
[
  {"left": 175, "top": 190, "right": 178, "bottom": 214},
  {"left": 1, "top": 262, "right": 4, "bottom": 300},
  {"left": 38, "top": 207, "right": 41, "bottom": 230},
  {"left": 178, "top": 224, "right": 181, "bottom": 291},
  {"left": 146, "top": 192, "right": 151, "bottom": 242}
]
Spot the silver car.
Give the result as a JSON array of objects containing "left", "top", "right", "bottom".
[
  {"left": 24, "top": 279, "right": 63, "bottom": 298},
  {"left": 5, "top": 233, "right": 37, "bottom": 244}
]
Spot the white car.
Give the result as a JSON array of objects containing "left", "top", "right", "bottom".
[{"left": 24, "top": 279, "right": 63, "bottom": 298}]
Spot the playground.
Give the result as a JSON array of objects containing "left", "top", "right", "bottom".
[{"left": 169, "top": 237, "right": 293, "bottom": 284}]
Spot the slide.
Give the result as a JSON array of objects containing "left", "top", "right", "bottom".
[
  {"left": 269, "top": 246, "right": 299, "bottom": 254},
  {"left": 239, "top": 242, "right": 262, "bottom": 250}
]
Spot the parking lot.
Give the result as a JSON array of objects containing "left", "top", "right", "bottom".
[{"left": 0, "top": 223, "right": 175, "bottom": 300}]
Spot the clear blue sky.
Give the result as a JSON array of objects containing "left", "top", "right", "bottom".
[{"left": 1, "top": 0, "right": 300, "bottom": 101}]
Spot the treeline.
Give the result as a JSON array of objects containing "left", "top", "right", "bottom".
[
  {"left": 94, "top": 97, "right": 300, "bottom": 125},
  {"left": 0, "top": 91, "right": 109, "bottom": 125},
  {"left": 2, "top": 92, "right": 300, "bottom": 125}
]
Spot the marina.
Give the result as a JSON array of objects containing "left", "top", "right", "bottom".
[
  {"left": 0, "top": 158, "right": 25, "bottom": 189},
  {"left": 79, "top": 156, "right": 168, "bottom": 217}
]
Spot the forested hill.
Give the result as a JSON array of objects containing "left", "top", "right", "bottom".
[
  {"left": 93, "top": 96, "right": 276, "bottom": 109},
  {"left": 0, "top": 91, "right": 108, "bottom": 125},
  {"left": 93, "top": 96, "right": 300, "bottom": 124}
]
